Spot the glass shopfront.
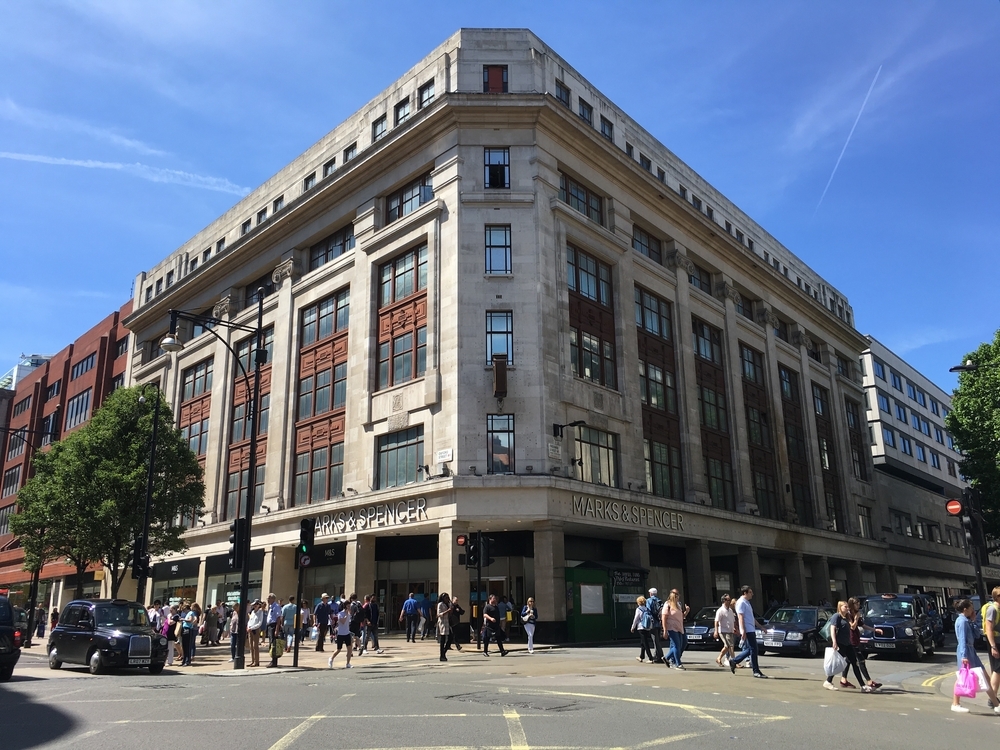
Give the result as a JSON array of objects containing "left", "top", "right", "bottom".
[
  {"left": 204, "top": 550, "right": 265, "bottom": 607},
  {"left": 375, "top": 535, "right": 439, "bottom": 631},
  {"left": 152, "top": 558, "right": 201, "bottom": 606},
  {"left": 298, "top": 542, "right": 346, "bottom": 608},
  {"left": 62, "top": 572, "right": 102, "bottom": 601}
]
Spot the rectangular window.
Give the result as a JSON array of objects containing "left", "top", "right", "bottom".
[
  {"left": 930, "top": 399, "right": 940, "bottom": 416},
  {"left": 631, "top": 226, "right": 661, "bottom": 263},
  {"left": 12, "top": 396, "right": 31, "bottom": 416},
  {"left": 377, "top": 426, "right": 424, "bottom": 489},
  {"left": 46, "top": 380, "right": 61, "bottom": 401},
  {"left": 110, "top": 373, "right": 124, "bottom": 392},
  {"left": 394, "top": 98, "right": 410, "bottom": 126},
  {"left": 0, "top": 504, "right": 13, "bottom": 534},
  {"left": 6, "top": 429, "right": 26, "bottom": 460},
  {"left": 235, "top": 326, "right": 274, "bottom": 375},
  {"left": 699, "top": 386, "right": 728, "bottom": 432},
  {"left": 895, "top": 402, "right": 907, "bottom": 422},
  {"left": 873, "top": 360, "right": 886, "bottom": 380},
  {"left": 575, "top": 427, "right": 619, "bottom": 488},
  {"left": 691, "top": 195, "right": 702, "bottom": 211},
  {"left": 734, "top": 295, "right": 753, "bottom": 320},
  {"left": 487, "top": 414, "right": 515, "bottom": 474},
  {"left": 486, "top": 311, "right": 513, "bottom": 365},
  {"left": 692, "top": 318, "right": 722, "bottom": 364},
  {"left": 372, "top": 114, "right": 387, "bottom": 142},
  {"left": 569, "top": 328, "right": 617, "bottom": 389},
  {"left": 935, "top": 426, "right": 944, "bottom": 444},
  {"left": 600, "top": 116, "right": 614, "bottom": 141},
  {"left": 900, "top": 435, "right": 912, "bottom": 455},
  {"left": 343, "top": 142, "right": 357, "bottom": 162},
  {"left": 2, "top": 466, "right": 21, "bottom": 498},
  {"left": 64, "top": 388, "right": 92, "bottom": 430},
  {"left": 418, "top": 80, "right": 435, "bottom": 109},
  {"left": 845, "top": 399, "right": 861, "bottom": 430},
  {"left": 379, "top": 245, "right": 428, "bottom": 306},
  {"left": 115, "top": 336, "right": 129, "bottom": 358},
  {"left": 878, "top": 393, "right": 890, "bottom": 413},
  {"left": 484, "top": 147, "right": 510, "bottom": 189},
  {"left": 741, "top": 345, "right": 763, "bottom": 384},
  {"left": 689, "top": 264, "right": 711, "bottom": 292},
  {"left": 779, "top": 366, "right": 799, "bottom": 401},
  {"left": 578, "top": 99, "right": 593, "bottom": 125},
  {"left": 818, "top": 437, "right": 831, "bottom": 470},
  {"left": 240, "top": 220, "right": 251, "bottom": 235},
  {"left": 559, "top": 173, "right": 603, "bottom": 225},
  {"left": 181, "top": 359, "right": 214, "bottom": 401},
  {"left": 180, "top": 418, "right": 210, "bottom": 456},
  {"left": 883, "top": 426, "right": 896, "bottom": 448},
  {"left": 483, "top": 65, "right": 508, "bottom": 93},
  {"left": 555, "top": 80, "right": 570, "bottom": 107},
  {"left": 377, "top": 327, "right": 426, "bottom": 389},
  {"left": 948, "top": 460, "right": 957, "bottom": 477},
  {"left": 639, "top": 360, "right": 677, "bottom": 413},
  {"left": 309, "top": 224, "right": 355, "bottom": 271},
  {"left": 916, "top": 443, "right": 926, "bottom": 462},
  {"left": 257, "top": 208, "right": 267, "bottom": 225},
  {"left": 657, "top": 167, "right": 666, "bottom": 182},
  {"left": 387, "top": 173, "right": 433, "bottom": 223},
  {"left": 736, "top": 229, "right": 744, "bottom": 243},
  {"left": 244, "top": 273, "right": 274, "bottom": 306},
  {"left": 911, "top": 412, "right": 920, "bottom": 430},
  {"left": 858, "top": 506, "right": 874, "bottom": 540},
  {"left": 746, "top": 407, "right": 771, "bottom": 448},
  {"left": 625, "top": 143, "right": 634, "bottom": 157},
  {"left": 273, "top": 195, "right": 284, "bottom": 212},
  {"left": 485, "top": 225, "right": 512, "bottom": 274},
  {"left": 706, "top": 206, "right": 714, "bottom": 220},
  {"left": 216, "top": 238, "right": 226, "bottom": 254},
  {"left": 639, "top": 154, "right": 651, "bottom": 171},
  {"left": 930, "top": 451, "right": 941, "bottom": 469},
  {"left": 70, "top": 353, "right": 96, "bottom": 381},
  {"left": 706, "top": 457, "right": 734, "bottom": 511},
  {"left": 166, "top": 270, "right": 174, "bottom": 287},
  {"left": 303, "top": 173, "right": 316, "bottom": 192},
  {"left": 890, "top": 372, "right": 902, "bottom": 390},
  {"left": 323, "top": 158, "right": 336, "bottom": 177},
  {"left": 812, "top": 384, "right": 828, "bottom": 416},
  {"left": 644, "top": 440, "right": 683, "bottom": 500},
  {"left": 566, "top": 245, "right": 612, "bottom": 306},
  {"left": 224, "top": 465, "right": 265, "bottom": 521},
  {"left": 145, "top": 287, "right": 153, "bottom": 302},
  {"left": 634, "top": 287, "right": 672, "bottom": 341}
]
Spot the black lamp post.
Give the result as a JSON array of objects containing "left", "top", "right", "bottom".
[
  {"left": 160, "top": 290, "right": 265, "bottom": 670},
  {"left": 950, "top": 360, "right": 1000, "bottom": 373},
  {"left": 132, "top": 383, "right": 161, "bottom": 604}
]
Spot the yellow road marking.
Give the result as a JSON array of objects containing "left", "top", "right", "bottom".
[
  {"left": 504, "top": 707, "right": 529, "bottom": 750},
  {"left": 922, "top": 673, "right": 950, "bottom": 688},
  {"left": 268, "top": 712, "right": 326, "bottom": 750}
]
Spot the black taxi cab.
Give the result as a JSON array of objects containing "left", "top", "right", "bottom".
[
  {"left": 859, "top": 593, "right": 938, "bottom": 659},
  {"left": 0, "top": 595, "right": 23, "bottom": 681},
  {"left": 47, "top": 599, "right": 167, "bottom": 675}
]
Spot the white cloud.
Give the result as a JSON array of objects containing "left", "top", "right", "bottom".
[
  {"left": 0, "top": 98, "right": 166, "bottom": 156},
  {"left": 888, "top": 327, "right": 964, "bottom": 355},
  {"left": 0, "top": 151, "right": 250, "bottom": 196}
]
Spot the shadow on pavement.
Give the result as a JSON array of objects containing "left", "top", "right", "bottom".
[{"left": 0, "top": 684, "right": 78, "bottom": 749}]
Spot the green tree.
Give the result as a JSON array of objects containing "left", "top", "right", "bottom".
[
  {"left": 948, "top": 329, "right": 1000, "bottom": 542},
  {"left": 10, "top": 386, "right": 205, "bottom": 599}
]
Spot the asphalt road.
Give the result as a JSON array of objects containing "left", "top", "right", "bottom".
[{"left": 1, "top": 637, "right": 987, "bottom": 750}]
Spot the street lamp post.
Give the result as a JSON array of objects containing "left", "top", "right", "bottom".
[
  {"left": 160, "top": 290, "right": 265, "bottom": 670},
  {"left": 949, "top": 360, "right": 1000, "bottom": 373},
  {"left": 133, "top": 384, "right": 161, "bottom": 604}
]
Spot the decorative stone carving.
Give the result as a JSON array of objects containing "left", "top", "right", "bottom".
[
  {"left": 756, "top": 306, "right": 779, "bottom": 329},
  {"left": 714, "top": 282, "right": 742, "bottom": 307},
  {"left": 793, "top": 330, "right": 814, "bottom": 351},
  {"left": 665, "top": 250, "right": 696, "bottom": 276},
  {"left": 392, "top": 394, "right": 403, "bottom": 412},
  {"left": 271, "top": 257, "right": 298, "bottom": 288},
  {"left": 387, "top": 412, "right": 409, "bottom": 431},
  {"left": 213, "top": 295, "right": 234, "bottom": 320}
]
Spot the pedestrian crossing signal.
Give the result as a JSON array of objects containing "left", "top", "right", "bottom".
[{"left": 299, "top": 518, "right": 316, "bottom": 556}]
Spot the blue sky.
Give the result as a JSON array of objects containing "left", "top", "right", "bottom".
[{"left": 1, "top": 2, "right": 997, "bottom": 392}]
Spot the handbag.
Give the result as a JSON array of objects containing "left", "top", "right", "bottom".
[
  {"left": 174, "top": 620, "right": 183, "bottom": 639},
  {"left": 955, "top": 666, "right": 977, "bottom": 698},
  {"left": 823, "top": 647, "right": 847, "bottom": 676},
  {"left": 270, "top": 638, "right": 285, "bottom": 658}
]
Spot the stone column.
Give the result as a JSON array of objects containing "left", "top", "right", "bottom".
[
  {"left": 344, "top": 534, "right": 376, "bottom": 599},
  {"left": 794, "top": 326, "right": 828, "bottom": 529},
  {"left": 758, "top": 305, "right": 796, "bottom": 523},
  {"left": 808, "top": 556, "right": 831, "bottom": 604},
  {"left": 827, "top": 366, "right": 859, "bottom": 535},
  {"left": 438, "top": 521, "right": 471, "bottom": 617},
  {"left": 204, "top": 292, "right": 237, "bottom": 522},
  {"left": 196, "top": 556, "right": 208, "bottom": 608},
  {"left": 533, "top": 520, "right": 566, "bottom": 642},
  {"left": 666, "top": 243, "right": 710, "bottom": 505},
  {"left": 846, "top": 561, "right": 865, "bottom": 599},
  {"left": 623, "top": 532, "right": 650, "bottom": 571},
  {"left": 265, "top": 547, "right": 297, "bottom": 600},
  {"left": 784, "top": 553, "right": 808, "bottom": 605},
  {"left": 737, "top": 545, "right": 761, "bottom": 597},
  {"left": 876, "top": 564, "right": 896, "bottom": 593},
  {"left": 685, "top": 539, "right": 714, "bottom": 611},
  {"left": 716, "top": 278, "right": 754, "bottom": 512}
]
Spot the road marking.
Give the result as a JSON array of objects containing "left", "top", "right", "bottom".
[
  {"left": 504, "top": 707, "right": 529, "bottom": 750},
  {"left": 922, "top": 673, "right": 949, "bottom": 687},
  {"left": 40, "top": 688, "right": 87, "bottom": 701},
  {"left": 58, "top": 729, "right": 104, "bottom": 746},
  {"left": 108, "top": 714, "right": 485, "bottom": 725},
  {"left": 267, "top": 712, "right": 326, "bottom": 750}
]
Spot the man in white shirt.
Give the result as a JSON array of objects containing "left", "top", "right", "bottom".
[
  {"left": 729, "top": 585, "right": 768, "bottom": 678},
  {"left": 713, "top": 594, "right": 736, "bottom": 667}
]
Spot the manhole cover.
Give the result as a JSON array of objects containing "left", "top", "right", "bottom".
[{"left": 439, "top": 691, "right": 584, "bottom": 712}]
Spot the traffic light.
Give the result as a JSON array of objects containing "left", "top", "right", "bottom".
[
  {"left": 481, "top": 535, "right": 496, "bottom": 567},
  {"left": 456, "top": 534, "right": 468, "bottom": 566},
  {"left": 466, "top": 534, "right": 479, "bottom": 568},
  {"left": 130, "top": 536, "right": 148, "bottom": 579},
  {"left": 298, "top": 518, "right": 316, "bottom": 556},
  {"left": 228, "top": 518, "right": 247, "bottom": 570}
]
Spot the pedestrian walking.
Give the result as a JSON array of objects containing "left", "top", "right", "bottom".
[
  {"left": 497, "top": 596, "right": 509, "bottom": 637},
  {"left": 952, "top": 598, "right": 1000, "bottom": 713},
  {"left": 729, "top": 585, "right": 768, "bottom": 679},
  {"left": 521, "top": 597, "right": 537, "bottom": 654},
  {"left": 661, "top": 589, "right": 686, "bottom": 670},
  {"left": 447, "top": 596, "right": 464, "bottom": 652},
  {"left": 247, "top": 600, "right": 264, "bottom": 667},
  {"left": 418, "top": 594, "right": 433, "bottom": 640},
  {"left": 839, "top": 597, "right": 881, "bottom": 691},
  {"left": 362, "top": 594, "right": 384, "bottom": 654},
  {"left": 399, "top": 593, "right": 420, "bottom": 642},
  {"left": 35, "top": 605, "right": 46, "bottom": 639},
  {"left": 981, "top": 586, "right": 1000, "bottom": 700},
  {"left": 347, "top": 594, "right": 364, "bottom": 653},
  {"left": 482, "top": 594, "right": 507, "bottom": 657},
  {"left": 631, "top": 595, "right": 656, "bottom": 663},
  {"left": 437, "top": 593, "right": 454, "bottom": 661},
  {"left": 282, "top": 596, "right": 298, "bottom": 651},
  {"left": 228, "top": 603, "right": 240, "bottom": 661},
  {"left": 823, "top": 600, "right": 872, "bottom": 691},
  {"left": 314, "top": 594, "right": 333, "bottom": 651},
  {"left": 714, "top": 594, "right": 736, "bottom": 667},
  {"left": 327, "top": 604, "right": 354, "bottom": 669},
  {"left": 50, "top": 608, "right": 59, "bottom": 631},
  {"left": 646, "top": 588, "right": 664, "bottom": 663}
]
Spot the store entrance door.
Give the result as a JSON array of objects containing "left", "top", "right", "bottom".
[{"left": 382, "top": 579, "right": 437, "bottom": 632}]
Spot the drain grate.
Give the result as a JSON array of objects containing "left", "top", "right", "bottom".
[{"left": 438, "top": 691, "right": 585, "bottom": 713}]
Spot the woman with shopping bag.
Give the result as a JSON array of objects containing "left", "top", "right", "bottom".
[
  {"left": 823, "top": 601, "right": 877, "bottom": 691},
  {"left": 953, "top": 599, "right": 1000, "bottom": 714}
]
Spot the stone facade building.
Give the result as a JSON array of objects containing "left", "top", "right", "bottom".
[{"left": 120, "top": 29, "right": 955, "bottom": 640}]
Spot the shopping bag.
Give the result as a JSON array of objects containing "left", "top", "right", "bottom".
[
  {"left": 972, "top": 666, "right": 990, "bottom": 691},
  {"left": 310, "top": 626, "right": 319, "bottom": 640},
  {"left": 823, "top": 647, "right": 847, "bottom": 676},
  {"left": 955, "top": 666, "right": 977, "bottom": 698}
]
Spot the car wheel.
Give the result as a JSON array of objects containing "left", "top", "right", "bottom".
[
  {"left": 48, "top": 649, "right": 62, "bottom": 670},
  {"left": 148, "top": 663, "right": 165, "bottom": 675},
  {"left": 914, "top": 640, "right": 926, "bottom": 661},
  {"left": 88, "top": 649, "right": 104, "bottom": 675},
  {"left": 0, "top": 665, "right": 13, "bottom": 681},
  {"left": 806, "top": 636, "right": 819, "bottom": 658}
]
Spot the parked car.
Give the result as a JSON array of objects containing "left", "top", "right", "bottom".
[
  {"left": 759, "top": 606, "right": 833, "bottom": 658},
  {"left": 859, "top": 593, "right": 937, "bottom": 659},
  {"left": 47, "top": 599, "right": 168, "bottom": 675},
  {"left": 0, "top": 595, "right": 23, "bottom": 680},
  {"left": 683, "top": 607, "right": 718, "bottom": 649}
]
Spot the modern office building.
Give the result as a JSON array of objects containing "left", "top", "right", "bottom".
[
  {"left": 0, "top": 354, "right": 51, "bottom": 391},
  {"left": 861, "top": 337, "right": 983, "bottom": 599},
  {"left": 0, "top": 304, "right": 132, "bottom": 608},
  {"left": 120, "top": 29, "right": 955, "bottom": 640}
]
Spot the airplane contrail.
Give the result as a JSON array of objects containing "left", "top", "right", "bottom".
[{"left": 814, "top": 65, "right": 882, "bottom": 216}]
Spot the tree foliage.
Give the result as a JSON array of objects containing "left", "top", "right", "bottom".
[
  {"left": 10, "top": 386, "right": 205, "bottom": 598},
  {"left": 948, "top": 329, "right": 1000, "bottom": 540}
]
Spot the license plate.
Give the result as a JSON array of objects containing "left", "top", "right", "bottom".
[
  {"left": 763, "top": 641, "right": 782, "bottom": 647},
  {"left": 128, "top": 658, "right": 151, "bottom": 665},
  {"left": 687, "top": 634, "right": 702, "bottom": 640},
  {"left": 873, "top": 642, "right": 895, "bottom": 649}
]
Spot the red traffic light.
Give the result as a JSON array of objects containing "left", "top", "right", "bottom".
[
  {"left": 946, "top": 498, "right": 964, "bottom": 516},
  {"left": 456, "top": 534, "right": 467, "bottom": 546}
]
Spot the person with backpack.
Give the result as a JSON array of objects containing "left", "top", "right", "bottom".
[
  {"left": 982, "top": 586, "right": 1000, "bottom": 701},
  {"left": 646, "top": 588, "right": 664, "bottom": 663},
  {"left": 631, "top": 595, "right": 656, "bottom": 663}
]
